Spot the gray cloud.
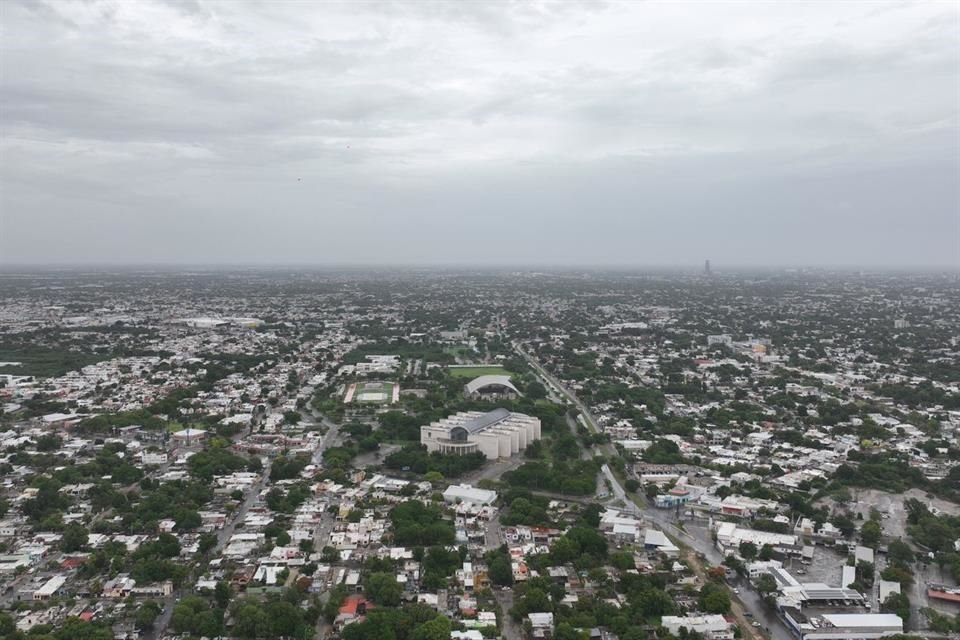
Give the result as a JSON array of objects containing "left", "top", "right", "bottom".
[{"left": 1, "top": 0, "right": 957, "bottom": 267}]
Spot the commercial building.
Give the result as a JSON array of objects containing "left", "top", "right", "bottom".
[
  {"left": 781, "top": 612, "right": 903, "bottom": 640},
  {"left": 714, "top": 521, "right": 799, "bottom": 556},
  {"left": 420, "top": 409, "right": 541, "bottom": 460},
  {"left": 443, "top": 484, "right": 497, "bottom": 506},
  {"left": 761, "top": 564, "right": 865, "bottom": 610},
  {"left": 654, "top": 487, "right": 691, "bottom": 508}
]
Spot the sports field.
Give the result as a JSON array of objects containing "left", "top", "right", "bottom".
[
  {"left": 447, "top": 365, "right": 508, "bottom": 378},
  {"left": 344, "top": 380, "right": 399, "bottom": 404}
]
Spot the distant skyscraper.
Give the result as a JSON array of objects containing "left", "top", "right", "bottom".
[{"left": 704, "top": 259, "right": 711, "bottom": 275}]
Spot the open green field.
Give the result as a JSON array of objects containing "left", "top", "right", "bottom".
[
  {"left": 444, "top": 345, "right": 475, "bottom": 358},
  {"left": 447, "top": 365, "right": 508, "bottom": 378},
  {"left": 0, "top": 346, "right": 109, "bottom": 378}
]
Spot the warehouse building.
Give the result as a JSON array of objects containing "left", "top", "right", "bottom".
[{"left": 781, "top": 611, "right": 903, "bottom": 640}]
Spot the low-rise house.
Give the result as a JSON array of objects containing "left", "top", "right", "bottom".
[
  {"left": 528, "top": 612, "right": 555, "bottom": 638},
  {"left": 102, "top": 575, "right": 136, "bottom": 598},
  {"left": 661, "top": 614, "right": 734, "bottom": 640}
]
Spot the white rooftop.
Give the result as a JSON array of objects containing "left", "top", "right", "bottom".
[{"left": 821, "top": 613, "right": 903, "bottom": 629}]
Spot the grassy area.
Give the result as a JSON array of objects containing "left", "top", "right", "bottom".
[
  {"left": 166, "top": 421, "right": 185, "bottom": 433},
  {"left": 0, "top": 346, "right": 109, "bottom": 378},
  {"left": 343, "top": 343, "right": 454, "bottom": 364},
  {"left": 444, "top": 345, "right": 475, "bottom": 358},
  {"left": 447, "top": 365, "right": 508, "bottom": 378}
]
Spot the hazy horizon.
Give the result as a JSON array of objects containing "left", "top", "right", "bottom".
[
  {"left": 2, "top": 1, "right": 958, "bottom": 267},
  {"left": 0, "top": 261, "right": 957, "bottom": 273}
]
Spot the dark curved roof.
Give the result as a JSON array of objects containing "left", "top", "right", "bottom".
[{"left": 460, "top": 408, "right": 511, "bottom": 434}]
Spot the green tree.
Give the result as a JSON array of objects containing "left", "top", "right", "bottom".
[
  {"left": 888, "top": 539, "right": 915, "bottom": 567},
  {"left": 61, "top": 522, "right": 89, "bottom": 552},
  {"left": 526, "top": 382, "right": 548, "bottom": 400},
  {"left": 135, "top": 601, "right": 162, "bottom": 629},
  {"left": 52, "top": 618, "right": 114, "bottom": 640},
  {"left": 232, "top": 602, "right": 272, "bottom": 638},
  {"left": 366, "top": 572, "right": 402, "bottom": 607},
  {"left": 0, "top": 612, "right": 16, "bottom": 637},
  {"left": 198, "top": 532, "right": 217, "bottom": 555},
  {"left": 554, "top": 622, "right": 588, "bottom": 640},
  {"left": 214, "top": 581, "right": 231, "bottom": 609},
  {"left": 856, "top": 560, "right": 875, "bottom": 587},
  {"left": 882, "top": 592, "right": 911, "bottom": 625},
  {"left": 699, "top": 582, "right": 731, "bottom": 614},
  {"left": 881, "top": 565, "right": 914, "bottom": 586},
  {"left": 411, "top": 615, "right": 452, "bottom": 640},
  {"left": 489, "top": 553, "right": 514, "bottom": 586},
  {"left": 756, "top": 573, "right": 778, "bottom": 596},
  {"left": 610, "top": 551, "right": 635, "bottom": 571},
  {"left": 739, "top": 541, "right": 758, "bottom": 561},
  {"left": 861, "top": 520, "right": 882, "bottom": 546}
]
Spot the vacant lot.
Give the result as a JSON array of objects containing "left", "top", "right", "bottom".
[{"left": 818, "top": 488, "right": 960, "bottom": 540}]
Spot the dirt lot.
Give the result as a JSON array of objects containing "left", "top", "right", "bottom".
[
  {"left": 793, "top": 544, "right": 850, "bottom": 587},
  {"left": 818, "top": 488, "right": 960, "bottom": 541}
]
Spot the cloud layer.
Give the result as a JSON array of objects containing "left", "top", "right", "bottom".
[{"left": 1, "top": 0, "right": 958, "bottom": 266}]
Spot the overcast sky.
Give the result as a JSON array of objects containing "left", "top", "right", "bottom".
[{"left": 1, "top": 0, "right": 958, "bottom": 267}]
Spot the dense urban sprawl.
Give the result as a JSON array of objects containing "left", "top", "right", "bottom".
[{"left": 0, "top": 268, "right": 958, "bottom": 640}]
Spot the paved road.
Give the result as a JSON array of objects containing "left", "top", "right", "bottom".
[
  {"left": 645, "top": 512, "right": 792, "bottom": 640},
  {"left": 493, "top": 587, "right": 523, "bottom": 640},
  {"left": 484, "top": 510, "right": 503, "bottom": 550},
  {"left": 150, "top": 459, "right": 272, "bottom": 639},
  {"left": 514, "top": 342, "right": 624, "bottom": 468},
  {"left": 309, "top": 408, "right": 342, "bottom": 465},
  {"left": 516, "top": 344, "right": 796, "bottom": 640},
  {"left": 460, "top": 456, "right": 525, "bottom": 486}
]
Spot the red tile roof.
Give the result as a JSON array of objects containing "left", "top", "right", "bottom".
[{"left": 339, "top": 595, "right": 374, "bottom": 616}]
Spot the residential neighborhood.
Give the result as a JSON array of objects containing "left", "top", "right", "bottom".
[{"left": 0, "top": 268, "right": 957, "bottom": 640}]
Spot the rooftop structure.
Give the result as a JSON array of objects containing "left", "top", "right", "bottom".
[
  {"left": 782, "top": 610, "right": 903, "bottom": 640},
  {"left": 715, "top": 521, "right": 799, "bottom": 554},
  {"left": 662, "top": 614, "right": 733, "bottom": 640},
  {"left": 463, "top": 375, "right": 520, "bottom": 399},
  {"left": 443, "top": 484, "right": 497, "bottom": 506}
]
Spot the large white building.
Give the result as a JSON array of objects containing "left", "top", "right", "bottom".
[
  {"left": 420, "top": 409, "right": 541, "bottom": 460},
  {"left": 714, "top": 521, "right": 799, "bottom": 555},
  {"left": 661, "top": 614, "right": 733, "bottom": 640},
  {"left": 443, "top": 484, "right": 497, "bottom": 506},
  {"left": 783, "top": 612, "right": 903, "bottom": 640}
]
